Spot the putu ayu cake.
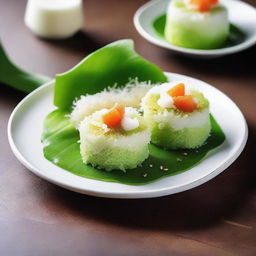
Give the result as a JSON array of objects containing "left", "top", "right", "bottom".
[
  {"left": 141, "top": 82, "right": 211, "bottom": 149},
  {"left": 165, "top": 0, "right": 229, "bottom": 49}
]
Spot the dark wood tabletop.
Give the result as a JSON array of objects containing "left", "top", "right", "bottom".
[{"left": 1, "top": 0, "right": 256, "bottom": 255}]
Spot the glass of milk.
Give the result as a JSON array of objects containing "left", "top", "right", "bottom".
[{"left": 24, "top": 0, "right": 83, "bottom": 39}]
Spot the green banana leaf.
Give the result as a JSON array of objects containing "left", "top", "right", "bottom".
[
  {"left": 42, "top": 39, "right": 225, "bottom": 185},
  {"left": 42, "top": 110, "right": 225, "bottom": 185},
  {"left": 54, "top": 39, "right": 167, "bottom": 110},
  {"left": 152, "top": 14, "right": 246, "bottom": 47},
  {"left": 0, "top": 42, "right": 50, "bottom": 93}
]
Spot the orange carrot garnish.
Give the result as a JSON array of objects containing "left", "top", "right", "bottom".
[
  {"left": 173, "top": 95, "right": 198, "bottom": 112},
  {"left": 103, "top": 105, "right": 125, "bottom": 128},
  {"left": 167, "top": 83, "right": 185, "bottom": 97},
  {"left": 189, "top": 0, "right": 218, "bottom": 12}
]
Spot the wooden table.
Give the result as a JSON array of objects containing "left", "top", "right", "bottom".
[{"left": 1, "top": 0, "right": 255, "bottom": 255}]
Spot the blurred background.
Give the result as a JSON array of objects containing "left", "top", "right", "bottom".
[{"left": 0, "top": 0, "right": 256, "bottom": 255}]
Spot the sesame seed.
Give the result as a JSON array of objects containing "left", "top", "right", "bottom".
[
  {"left": 143, "top": 173, "right": 148, "bottom": 177},
  {"left": 176, "top": 158, "right": 182, "bottom": 162},
  {"left": 163, "top": 168, "right": 169, "bottom": 171},
  {"left": 149, "top": 164, "right": 153, "bottom": 168},
  {"left": 183, "top": 152, "right": 188, "bottom": 156},
  {"left": 160, "top": 165, "right": 163, "bottom": 170}
]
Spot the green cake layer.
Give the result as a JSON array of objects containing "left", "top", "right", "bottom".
[
  {"left": 146, "top": 118, "right": 211, "bottom": 149},
  {"left": 80, "top": 139, "right": 149, "bottom": 171},
  {"left": 165, "top": 0, "right": 229, "bottom": 49},
  {"left": 79, "top": 109, "right": 150, "bottom": 171},
  {"left": 142, "top": 88, "right": 211, "bottom": 149}
]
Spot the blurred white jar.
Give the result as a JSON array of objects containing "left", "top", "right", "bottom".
[{"left": 25, "top": 0, "right": 83, "bottom": 39}]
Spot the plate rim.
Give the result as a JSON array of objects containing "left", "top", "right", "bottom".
[
  {"left": 7, "top": 73, "right": 248, "bottom": 198},
  {"left": 133, "top": 0, "right": 256, "bottom": 56}
]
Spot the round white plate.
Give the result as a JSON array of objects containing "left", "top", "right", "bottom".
[
  {"left": 8, "top": 73, "right": 248, "bottom": 198},
  {"left": 134, "top": 0, "right": 256, "bottom": 58}
]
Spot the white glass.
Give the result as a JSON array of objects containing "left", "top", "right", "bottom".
[{"left": 24, "top": 0, "right": 83, "bottom": 39}]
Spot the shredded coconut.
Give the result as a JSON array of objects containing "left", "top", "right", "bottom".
[{"left": 70, "top": 80, "right": 155, "bottom": 126}]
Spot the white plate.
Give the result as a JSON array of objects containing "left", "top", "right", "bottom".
[
  {"left": 134, "top": 0, "right": 256, "bottom": 58},
  {"left": 8, "top": 73, "right": 248, "bottom": 198}
]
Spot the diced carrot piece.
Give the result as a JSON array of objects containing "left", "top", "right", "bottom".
[
  {"left": 210, "top": 0, "right": 218, "bottom": 4},
  {"left": 189, "top": 0, "right": 217, "bottom": 12},
  {"left": 173, "top": 95, "right": 198, "bottom": 112},
  {"left": 189, "top": 0, "right": 202, "bottom": 9},
  {"left": 199, "top": 3, "right": 210, "bottom": 12},
  {"left": 167, "top": 83, "right": 185, "bottom": 97},
  {"left": 103, "top": 105, "right": 125, "bottom": 128},
  {"left": 116, "top": 105, "right": 125, "bottom": 116}
]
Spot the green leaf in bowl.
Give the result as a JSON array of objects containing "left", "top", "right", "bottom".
[{"left": 152, "top": 14, "right": 246, "bottom": 48}]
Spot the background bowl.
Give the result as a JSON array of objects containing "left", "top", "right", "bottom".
[{"left": 134, "top": 0, "right": 256, "bottom": 58}]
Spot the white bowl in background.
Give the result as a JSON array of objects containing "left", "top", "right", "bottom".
[{"left": 134, "top": 0, "right": 256, "bottom": 58}]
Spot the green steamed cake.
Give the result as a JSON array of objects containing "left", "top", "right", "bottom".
[
  {"left": 165, "top": 0, "right": 229, "bottom": 49},
  {"left": 79, "top": 108, "right": 150, "bottom": 171},
  {"left": 141, "top": 83, "right": 211, "bottom": 149}
]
